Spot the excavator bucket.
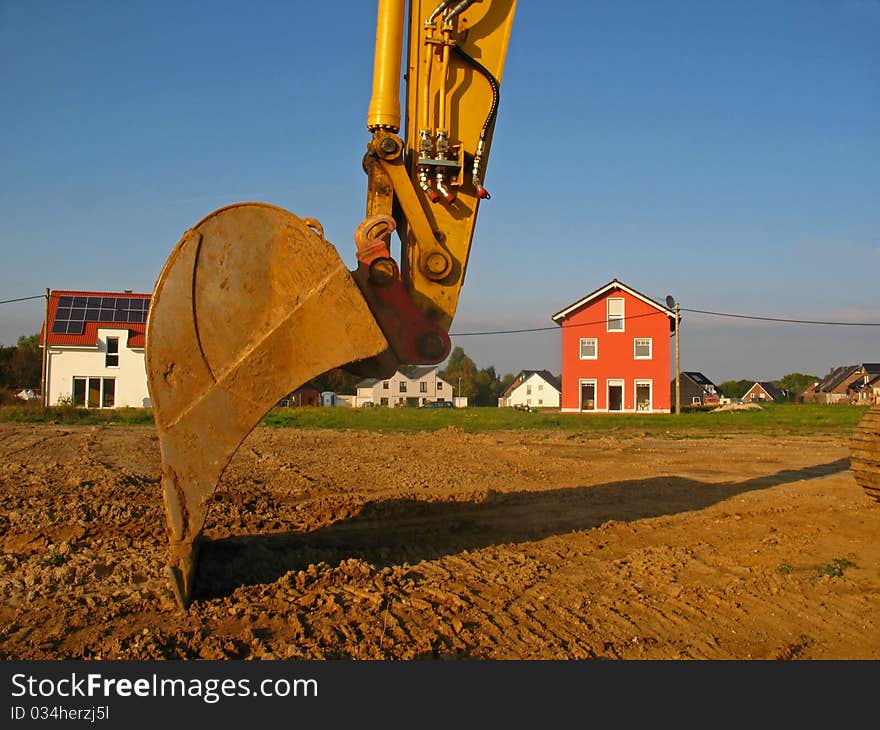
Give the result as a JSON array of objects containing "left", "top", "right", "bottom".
[{"left": 145, "top": 202, "right": 389, "bottom": 608}]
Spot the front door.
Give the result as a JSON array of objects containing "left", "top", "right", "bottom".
[
  {"left": 635, "top": 381, "right": 652, "bottom": 411},
  {"left": 608, "top": 380, "right": 624, "bottom": 411}
]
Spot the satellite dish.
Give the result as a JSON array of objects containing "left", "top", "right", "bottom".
[{"left": 665, "top": 295, "right": 676, "bottom": 309}]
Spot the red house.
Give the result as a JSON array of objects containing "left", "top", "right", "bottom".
[{"left": 551, "top": 279, "right": 676, "bottom": 413}]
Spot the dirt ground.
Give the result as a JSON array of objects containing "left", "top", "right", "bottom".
[{"left": 1, "top": 421, "right": 879, "bottom": 660}]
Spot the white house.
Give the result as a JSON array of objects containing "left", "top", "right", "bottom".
[
  {"left": 355, "top": 366, "right": 458, "bottom": 407},
  {"left": 42, "top": 290, "right": 151, "bottom": 408},
  {"left": 498, "top": 370, "right": 561, "bottom": 408}
]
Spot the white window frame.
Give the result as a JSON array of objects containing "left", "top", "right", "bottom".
[
  {"left": 72, "top": 376, "right": 115, "bottom": 409},
  {"left": 634, "top": 379, "right": 652, "bottom": 411},
  {"left": 579, "top": 337, "right": 598, "bottom": 359},
  {"left": 634, "top": 337, "right": 652, "bottom": 360},
  {"left": 579, "top": 379, "right": 597, "bottom": 411},
  {"left": 105, "top": 336, "right": 120, "bottom": 368},
  {"left": 607, "top": 298, "right": 625, "bottom": 332}
]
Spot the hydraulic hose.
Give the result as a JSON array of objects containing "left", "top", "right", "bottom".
[
  {"left": 452, "top": 44, "right": 500, "bottom": 142},
  {"left": 452, "top": 43, "right": 500, "bottom": 197}
]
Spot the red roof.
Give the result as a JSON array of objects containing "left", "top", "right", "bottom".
[{"left": 41, "top": 290, "right": 151, "bottom": 348}]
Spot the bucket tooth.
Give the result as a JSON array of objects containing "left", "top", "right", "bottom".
[{"left": 146, "top": 202, "right": 389, "bottom": 608}]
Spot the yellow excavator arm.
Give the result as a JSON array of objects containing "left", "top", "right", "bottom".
[
  {"left": 354, "top": 0, "right": 516, "bottom": 376},
  {"left": 145, "top": 0, "right": 516, "bottom": 608}
]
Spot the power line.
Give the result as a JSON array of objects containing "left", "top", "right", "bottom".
[
  {"left": 681, "top": 307, "right": 880, "bottom": 326},
  {"left": 3, "top": 291, "right": 879, "bottom": 332},
  {"left": 450, "top": 309, "right": 665, "bottom": 336},
  {"left": 0, "top": 294, "right": 47, "bottom": 305},
  {"left": 450, "top": 306, "right": 880, "bottom": 337}
]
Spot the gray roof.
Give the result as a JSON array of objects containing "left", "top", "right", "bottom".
[
  {"left": 356, "top": 366, "right": 442, "bottom": 389},
  {"left": 682, "top": 371, "right": 717, "bottom": 387},
  {"left": 754, "top": 381, "right": 786, "bottom": 400},
  {"left": 817, "top": 365, "right": 860, "bottom": 392},
  {"left": 399, "top": 365, "right": 439, "bottom": 380}
]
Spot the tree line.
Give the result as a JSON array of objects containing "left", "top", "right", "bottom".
[
  {"left": 718, "top": 373, "right": 817, "bottom": 400},
  {"left": 0, "top": 334, "right": 41, "bottom": 395}
]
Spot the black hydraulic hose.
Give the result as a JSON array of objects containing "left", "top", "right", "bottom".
[{"left": 452, "top": 43, "right": 500, "bottom": 141}]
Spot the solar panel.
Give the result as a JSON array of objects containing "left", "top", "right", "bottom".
[{"left": 51, "top": 296, "right": 150, "bottom": 333}]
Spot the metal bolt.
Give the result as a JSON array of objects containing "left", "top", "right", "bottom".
[
  {"left": 418, "top": 332, "right": 448, "bottom": 361},
  {"left": 425, "top": 252, "right": 449, "bottom": 276},
  {"left": 380, "top": 137, "right": 399, "bottom": 155},
  {"left": 369, "top": 258, "right": 397, "bottom": 286}
]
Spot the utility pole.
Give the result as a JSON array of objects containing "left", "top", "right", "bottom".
[
  {"left": 41, "top": 288, "right": 50, "bottom": 411},
  {"left": 675, "top": 302, "right": 681, "bottom": 415},
  {"left": 457, "top": 376, "right": 462, "bottom": 407}
]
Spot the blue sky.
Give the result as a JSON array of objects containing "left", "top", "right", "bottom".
[{"left": 2, "top": 0, "right": 878, "bottom": 382}]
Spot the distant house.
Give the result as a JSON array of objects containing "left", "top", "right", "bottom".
[
  {"left": 41, "top": 289, "right": 151, "bottom": 408},
  {"left": 355, "top": 366, "right": 456, "bottom": 407},
  {"left": 743, "top": 381, "right": 787, "bottom": 403},
  {"left": 552, "top": 279, "right": 676, "bottom": 413},
  {"left": 802, "top": 364, "right": 880, "bottom": 404},
  {"left": 498, "top": 370, "right": 561, "bottom": 408},
  {"left": 674, "top": 371, "right": 720, "bottom": 407},
  {"left": 847, "top": 371, "right": 880, "bottom": 405},
  {"left": 280, "top": 383, "right": 320, "bottom": 407}
]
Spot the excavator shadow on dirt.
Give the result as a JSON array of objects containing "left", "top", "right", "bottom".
[{"left": 190, "top": 458, "right": 851, "bottom": 602}]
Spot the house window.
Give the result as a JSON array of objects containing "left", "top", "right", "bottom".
[
  {"left": 102, "top": 379, "right": 115, "bottom": 408},
  {"left": 634, "top": 338, "right": 652, "bottom": 359},
  {"left": 538, "top": 399, "right": 543, "bottom": 405},
  {"left": 72, "top": 377, "right": 115, "bottom": 408},
  {"left": 383, "top": 381, "right": 389, "bottom": 389},
  {"left": 579, "top": 338, "right": 597, "bottom": 359},
  {"left": 437, "top": 382, "right": 443, "bottom": 389},
  {"left": 538, "top": 383, "right": 544, "bottom": 391},
  {"left": 105, "top": 337, "right": 119, "bottom": 367},
  {"left": 380, "top": 397, "right": 389, "bottom": 406},
  {"left": 527, "top": 385, "right": 532, "bottom": 395},
  {"left": 607, "top": 298, "right": 624, "bottom": 332},
  {"left": 420, "top": 382, "right": 427, "bottom": 393},
  {"left": 399, "top": 381, "right": 407, "bottom": 392}
]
